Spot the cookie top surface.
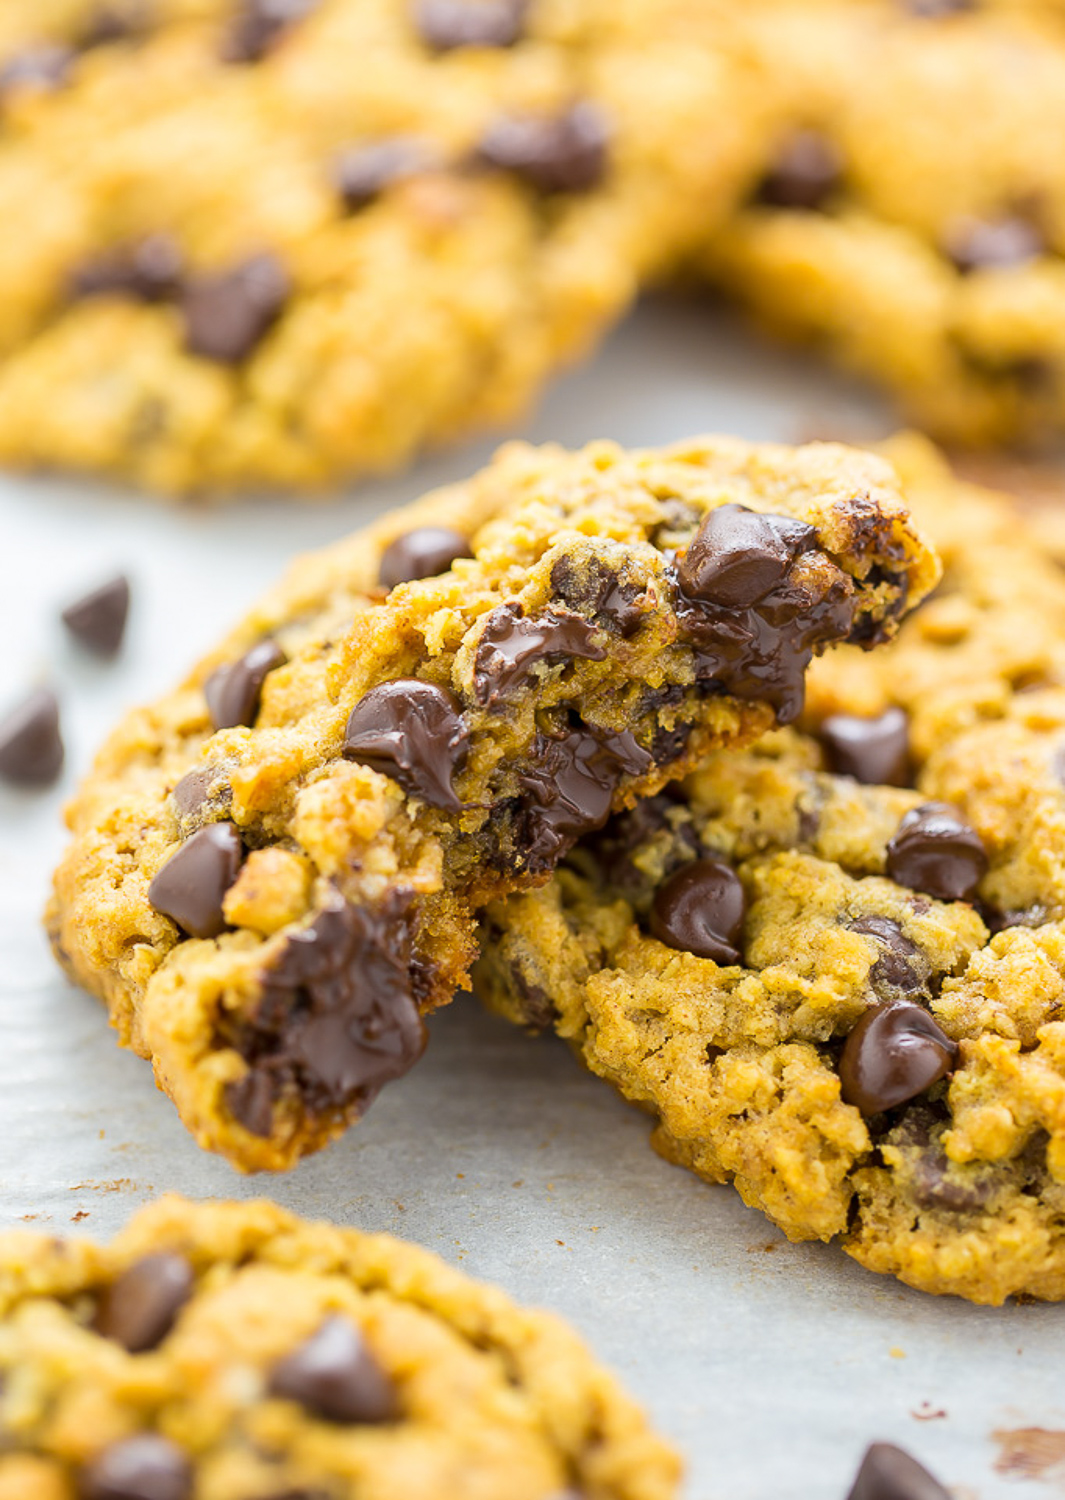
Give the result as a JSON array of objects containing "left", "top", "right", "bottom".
[{"left": 0, "top": 1194, "right": 680, "bottom": 1500}]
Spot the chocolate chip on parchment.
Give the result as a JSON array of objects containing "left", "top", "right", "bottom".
[
  {"left": 944, "top": 215, "right": 1044, "bottom": 274},
  {"left": 821, "top": 705, "right": 910, "bottom": 786},
  {"left": 849, "top": 915, "right": 922, "bottom": 994},
  {"left": 886, "top": 802, "right": 987, "bottom": 902},
  {"left": 676, "top": 504, "right": 816, "bottom": 610},
  {"left": 70, "top": 236, "right": 182, "bottom": 303},
  {"left": 221, "top": 0, "right": 318, "bottom": 63},
  {"left": 269, "top": 1316, "right": 398, "bottom": 1423},
  {"left": 413, "top": 0, "right": 528, "bottom": 50},
  {"left": 94, "top": 1253, "right": 194, "bottom": 1353},
  {"left": 182, "top": 254, "right": 289, "bottom": 364},
  {"left": 335, "top": 136, "right": 439, "bottom": 212},
  {"left": 377, "top": 526, "right": 472, "bottom": 588},
  {"left": 756, "top": 130, "right": 844, "bottom": 211},
  {"left": 650, "top": 858, "right": 746, "bottom": 965},
  {"left": 0, "top": 688, "right": 64, "bottom": 788},
  {"left": 204, "top": 640, "right": 286, "bottom": 732},
  {"left": 61, "top": 574, "right": 131, "bottom": 657},
  {"left": 846, "top": 1442, "right": 951, "bottom": 1500},
  {"left": 80, "top": 1435, "right": 192, "bottom": 1500},
  {"left": 473, "top": 602, "right": 607, "bottom": 706},
  {"left": 0, "top": 46, "right": 73, "bottom": 99},
  {"left": 343, "top": 679, "right": 469, "bottom": 810},
  {"left": 147, "top": 823, "right": 243, "bottom": 939},
  {"left": 839, "top": 1001, "right": 957, "bottom": 1116},
  {"left": 516, "top": 725, "right": 651, "bottom": 870},
  {"left": 478, "top": 100, "right": 609, "bottom": 193}
]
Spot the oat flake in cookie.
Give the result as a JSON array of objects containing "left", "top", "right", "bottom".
[
  {"left": 0, "top": 1195, "right": 681, "bottom": 1500},
  {"left": 47, "top": 435, "right": 936, "bottom": 1171}
]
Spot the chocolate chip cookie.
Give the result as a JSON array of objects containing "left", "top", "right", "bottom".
[
  {"left": 0, "top": 0, "right": 761, "bottom": 494},
  {"left": 477, "top": 437, "right": 1065, "bottom": 1303},
  {"left": 0, "top": 1194, "right": 680, "bottom": 1500},
  {"left": 47, "top": 434, "right": 935, "bottom": 1171}
]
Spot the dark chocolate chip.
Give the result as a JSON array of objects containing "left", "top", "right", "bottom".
[
  {"left": 477, "top": 100, "right": 609, "bottom": 193},
  {"left": 886, "top": 802, "right": 988, "bottom": 902},
  {"left": 516, "top": 725, "right": 652, "bottom": 870},
  {"left": 226, "top": 887, "right": 426, "bottom": 1130},
  {"left": 70, "top": 235, "right": 183, "bottom": 304},
  {"left": 80, "top": 1435, "right": 192, "bottom": 1500},
  {"left": 756, "top": 130, "right": 844, "bottom": 211},
  {"left": 413, "top": 0, "right": 528, "bottom": 50},
  {"left": 677, "top": 504, "right": 816, "bottom": 610},
  {"left": 549, "top": 555, "right": 647, "bottom": 636},
  {"left": 0, "top": 46, "right": 73, "bottom": 99},
  {"left": 204, "top": 640, "right": 286, "bottom": 732},
  {"left": 335, "top": 136, "right": 439, "bottom": 212},
  {"left": 93, "top": 1253, "right": 194, "bottom": 1353},
  {"left": 849, "top": 915, "right": 923, "bottom": 995},
  {"left": 821, "top": 705, "right": 910, "bottom": 786},
  {"left": 61, "top": 574, "right": 131, "bottom": 657},
  {"left": 649, "top": 858, "right": 745, "bottom": 964},
  {"left": 80, "top": 8, "right": 142, "bottom": 47},
  {"left": 343, "top": 679, "right": 469, "bottom": 810},
  {"left": 846, "top": 1442, "right": 951, "bottom": 1500},
  {"left": 269, "top": 1316, "right": 398, "bottom": 1423},
  {"left": 221, "top": 0, "right": 318, "bottom": 63},
  {"left": 905, "top": 0, "right": 975, "bottom": 13},
  {"left": 910, "top": 1141, "right": 995, "bottom": 1214},
  {"left": 182, "top": 254, "right": 289, "bottom": 364},
  {"left": 378, "top": 526, "right": 472, "bottom": 589},
  {"left": 944, "top": 215, "right": 1044, "bottom": 274},
  {"left": 147, "top": 823, "right": 243, "bottom": 939},
  {"left": 839, "top": 1002, "right": 958, "bottom": 1116},
  {"left": 473, "top": 602, "right": 607, "bottom": 706},
  {"left": 0, "top": 688, "right": 64, "bottom": 787},
  {"left": 171, "top": 765, "right": 229, "bottom": 820}
]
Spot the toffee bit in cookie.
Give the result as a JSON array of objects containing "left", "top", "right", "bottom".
[
  {"left": 334, "top": 136, "right": 439, "bottom": 212},
  {"left": 0, "top": 688, "right": 64, "bottom": 788},
  {"left": 517, "top": 726, "right": 652, "bottom": 870},
  {"left": 220, "top": 0, "right": 318, "bottom": 64},
  {"left": 147, "top": 823, "right": 244, "bottom": 939},
  {"left": 755, "top": 130, "right": 844, "bottom": 212},
  {"left": 343, "top": 679, "right": 469, "bottom": 810},
  {"left": 93, "top": 1253, "right": 194, "bottom": 1353},
  {"left": 473, "top": 602, "right": 607, "bottom": 707},
  {"left": 676, "top": 504, "right": 816, "bottom": 609},
  {"left": 886, "top": 802, "right": 987, "bottom": 902},
  {"left": 839, "top": 1001, "right": 957, "bottom": 1117},
  {"left": 269, "top": 1317, "right": 399, "bottom": 1423},
  {"left": 849, "top": 915, "right": 923, "bottom": 995},
  {"left": 182, "top": 254, "right": 290, "bottom": 364},
  {"left": 821, "top": 705, "right": 910, "bottom": 786},
  {"left": 649, "top": 858, "right": 745, "bottom": 964},
  {"left": 0, "top": 46, "right": 73, "bottom": 100},
  {"left": 80, "top": 1434, "right": 192, "bottom": 1500},
  {"left": 943, "top": 215, "right": 1044, "bottom": 275},
  {"left": 378, "top": 525, "right": 472, "bottom": 588},
  {"left": 70, "top": 235, "right": 183, "bottom": 304},
  {"left": 61, "top": 573, "right": 131, "bottom": 657},
  {"left": 413, "top": 0, "right": 529, "bottom": 51},
  {"left": 205, "top": 640, "right": 286, "bottom": 732},
  {"left": 846, "top": 1441, "right": 951, "bottom": 1500},
  {"left": 477, "top": 101, "right": 610, "bottom": 193}
]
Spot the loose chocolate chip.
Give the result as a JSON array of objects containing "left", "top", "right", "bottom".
[
  {"left": 516, "top": 725, "right": 652, "bottom": 870},
  {"left": 343, "top": 679, "right": 469, "bottom": 810},
  {"left": 221, "top": 0, "right": 318, "bottom": 63},
  {"left": 839, "top": 1001, "right": 958, "bottom": 1116},
  {"left": 0, "top": 46, "right": 73, "bottom": 99},
  {"left": 227, "top": 887, "right": 426, "bottom": 1132},
  {"left": 821, "top": 705, "right": 910, "bottom": 786},
  {"left": 147, "top": 823, "right": 243, "bottom": 939},
  {"left": 477, "top": 100, "right": 609, "bottom": 193},
  {"left": 378, "top": 526, "right": 472, "bottom": 589},
  {"left": 549, "top": 555, "right": 647, "bottom": 636},
  {"left": 473, "top": 602, "right": 607, "bottom": 706},
  {"left": 269, "top": 1316, "right": 398, "bottom": 1423},
  {"left": 182, "top": 254, "right": 289, "bottom": 364},
  {"left": 677, "top": 504, "right": 816, "bottom": 610},
  {"left": 204, "top": 640, "right": 286, "bottom": 732},
  {"left": 944, "top": 215, "right": 1044, "bottom": 274},
  {"left": 650, "top": 858, "right": 746, "bottom": 964},
  {"left": 849, "top": 915, "right": 923, "bottom": 995},
  {"left": 80, "top": 1435, "right": 192, "bottom": 1500},
  {"left": 70, "top": 235, "right": 183, "bottom": 304},
  {"left": 413, "top": 0, "right": 528, "bottom": 50},
  {"left": 94, "top": 1253, "right": 194, "bottom": 1353},
  {"left": 886, "top": 802, "right": 987, "bottom": 902},
  {"left": 755, "top": 130, "right": 844, "bottom": 211},
  {"left": 846, "top": 1442, "right": 951, "bottom": 1500},
  {"left": 0, "top": 688, "right": 64, "bottom": 787},
  {"left": 61, "top": 574, "right": 131, "bottom": 657},
  {"left": 335, "top": 136, "right": 439, "bottom": 212}
]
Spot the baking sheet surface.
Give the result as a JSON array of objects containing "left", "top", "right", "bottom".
[{"left": 1, "top": 300, "right": 1061, "bottom": 1500}]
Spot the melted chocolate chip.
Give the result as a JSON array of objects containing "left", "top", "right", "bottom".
[
  {"left": 886, "top": 802, "right": 988, "bottom": 902},
  {"left": 650, "top": 859, "right": 745, "bottom": 964},
  {"left": 147, "top": 823, "right": 244, "bottom": 939},
  {"left": 269, "top": 1316, "right": 398, "bottom": 1423},
  {"left": 61, "top": 574, "right": 131, "bottom": 657},
  {"left": 70, "top": 236, "right": 182, "bottom": 303},
  {"left": 0, "top": 688, "right": 64, "bottom": 787},
  {"left": 910, "top": 1140, "right": 995, "bottom": 1214},
  {"left": 221, "top": 0, "right": 318, "bottom": 63},
  {"left": 80, "top": 1435, "right": 192, "bottom": 1500},
  {"left": 343, "top": 679, "right": 469, "bottom": 810},
  {"left": 477, "top": 100, "right": 609, "bottom": 192},
  {"left": 204, "top": 640, "right": 286, "bottom": 732},
  {"left": 335, "top": 136, "right": 439, "bottom": 211},
  {"left": 413, "top": 0, "right": 528, "bottom": 49},
  {"left": 225, "top": 887, "right": 426, "bottom": 1133},
  {"left": 94, "top": 1253, "right": 194, "bottom": 1353},
  {"left": 944, "top": 215, "right": 1044, "bottom": 274},
  {"left": 849, "top": 915, "right": 923, "bottom": 995},
  {"left": 0, "top": 46, "right": 73, "bottom": 99},
  {"left": 80, "top": 8, "right": 142, "bottom": 46},
  {"left": 378, "top": 526, "right": 472, "bottom": 589},
  {"left": 839, "top": 1002, "right": 957, "bottom": 1116},
  {"left": 756, "top": 130, "right": 844, "bottom": 211},
  {"left": 821, "top": 705, "right": 910, "bottom": 786},
  {"left": 473, "top": 602, "right": 607, "bottom": 706},
  {"left": 182, "top": 254, "right": 289, "bottom": 363},
  {"left": 549, "top": 555, "right": 647, "bottom": 636},
  {"left": 516, "top": 725, "right": 651, "bottom": 871},
  {"left": 676, "top": 504, "right": 816, "bottom": 610},
  {"left": 846, "top": 1442, "right": 951, "bottom": 1500}
]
